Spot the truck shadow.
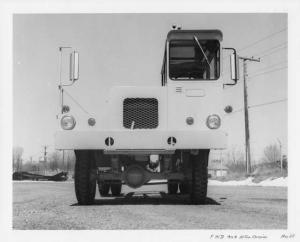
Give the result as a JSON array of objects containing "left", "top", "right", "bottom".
[{"left": 72, "top": 191, "right": 221, "bottom": 206}]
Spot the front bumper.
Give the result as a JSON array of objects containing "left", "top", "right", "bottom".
[{"left": 55, "top": 129, "right": 227, "bottom": 151}]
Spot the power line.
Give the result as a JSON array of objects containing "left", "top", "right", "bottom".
[
  {"left": 248, "top": 66, "right": 287, "bottom": 78},
  {"left": 222, "top": 28, "right": 287, "bottom": 61},
  {"left": 238, "top": 28, "right": 287, "bottom": 53},
  {"left": 224, "top": 60, "right": 287, "bottom": 79},
  {"left": 228, "top": 98, "right": 287, "bottom": 115},
  {"left": 259, "top": 46, "right": 287, "bottom": 59},
  {"left": 223, "top": 44, "right": 286, "bottom": 77},
  {"left": 63, "top": 88, "right": 91, "bottom": 115},
  {"left": 248, "top": 98, "right": 287, "bottom": 109},
  {"left": 251, "top": 42, "right": 287, "bottom": 58},
  {"left": 223, "top": 45, "right": 287, "bottom": 78},
  {"left": 249, "top": 60, "right": 287, "bottom": 75}
]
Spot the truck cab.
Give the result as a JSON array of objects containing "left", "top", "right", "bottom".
[{"left": 55, "top": 28, "right": 238, "bottom": 205}]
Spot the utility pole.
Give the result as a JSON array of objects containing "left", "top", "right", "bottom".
[
  {"left": 19, "top": 159, "right": 23, "bottom": 172},
  {"left": 43, "top": 146, "right": 48, "bottom": 175},
  {"left": 66, "top": 152, "right": 70, "bottom": 172},
  {"left": 239, "top": 56, "right": 260, "bottom": 176},
  {"left": 62, "top": 150, "right": 65, "bottom": 171},
  {"left": 220, "top": 150, "right": 223, "bottom": 176},
  {"left": 30, "top": 156, "right": 33, "bottom": 172},
  {"left": 43, "top": 146, "right": 48, "bottom": 163},
  {"left": 277, "top": 139, "right": 283, "bottom": 174}
]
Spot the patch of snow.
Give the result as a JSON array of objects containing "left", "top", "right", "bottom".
[
  {"left": 209, "top": 177, "right": 287, "bottom": 187},
  {"left": 13, "top": 177, "right": 287, "bottom": 187},
  {"left": 209, "top": 177, "right": 257, "bottom": 186},
  {"left": 148, "top": 179, "right": 167, "bottom": 184},
  {"left": 13, "top": 180, "right": 74, "bottom": 183},
  {"left": 258, "top": 177, "right": 287, "bottom": 187}
]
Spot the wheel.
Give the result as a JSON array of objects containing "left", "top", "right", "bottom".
[
  {"left": 190, "top": 150, "right": 209, "bottom": 204},
  {"left": 111, "top": 181, "right": 122, "bottom": 196},
  {"left": 74, "top": 150, "right": 96, "bottom": 205},
  {"left": 98, "top": 181, "right": 110, "bottom": 196},
  {"left": 167, "top": 180, "right": 178, "bottom": 194},
  {"left": 179, "top": 181, "right": 189, "bottom": 194}
]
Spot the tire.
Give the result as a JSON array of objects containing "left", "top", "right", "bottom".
[
  {"left": 167, "top": 180, "right": 178, "bottom": 194},
  {"left": 190, "top": 149, "right": 209, "bottom": 204},
  {"left": 111, "top": 181, "right": 122, "bottom": 196},
  {"left": 98, "top": 181, "right": 110, "bottom": 196},
  {"left": 74, "top": 150, "right": 96, "bottom": 205},
  {"left": 179, "top": 181, "right": 189, "bottom": 194}
]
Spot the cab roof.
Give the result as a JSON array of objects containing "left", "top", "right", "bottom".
[{"left": 167, "top": 29, "right": 223, "bottom": 41}]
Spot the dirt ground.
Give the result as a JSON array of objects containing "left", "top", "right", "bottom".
[{"left": 13, "top": 181, "right": 287, "bottom": 230}]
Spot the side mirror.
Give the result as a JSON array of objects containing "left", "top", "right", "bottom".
[
  {"left": 230, "top": 52, "right": 239, "bottom": 82},
  {"left": 70, "top": 51, "right": 79, "bottom": 82}
]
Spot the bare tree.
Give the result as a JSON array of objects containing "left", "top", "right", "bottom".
[
  {"left": 226, "top": 146, "right": 244, "bottom": 165},
  {"left": 263, "top": 144, "right": 280, "bottom": 164},
  {"left": 62, "top": 150, "right": 75, "bottom": 171},
  {"left": 13, "top": 146, "right": 24, "bottom": 172},
  {"left": 49, "top": 151, "right": 61, "bottom": 171}
]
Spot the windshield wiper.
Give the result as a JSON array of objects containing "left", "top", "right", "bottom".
[{"left": 193, "top": 36, "right": 212, "bottom": 73}]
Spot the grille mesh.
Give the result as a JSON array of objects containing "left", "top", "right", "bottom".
[{"left": 123, "top": 98, "right": 158, "bottom": 129}]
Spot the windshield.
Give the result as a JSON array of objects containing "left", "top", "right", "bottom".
[{"left": 169, "top": 39, "right": 220, "bottom": 80}]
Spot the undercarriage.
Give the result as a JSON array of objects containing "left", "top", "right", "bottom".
[{"left": 74, "top": 149, "right": 209, "bottom": 205}]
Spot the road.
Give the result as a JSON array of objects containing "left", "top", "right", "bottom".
[{"left": 13, "top": 181, "right": 287, "bottom": 230}]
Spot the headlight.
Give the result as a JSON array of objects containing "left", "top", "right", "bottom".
[
  {"left": 61, "top": 115, "right": 76, "bottom": 130},
  {"left": 206, "top": 114, "right": 221, "bottom": 129}
]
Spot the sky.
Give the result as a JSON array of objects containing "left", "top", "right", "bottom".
[{"left": 13, "top": 13, "right": 287, "bottom": 162}]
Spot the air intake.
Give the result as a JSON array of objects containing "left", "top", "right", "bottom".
[{"left": 123, "top": 98, "right": 158, "bottom": 129}]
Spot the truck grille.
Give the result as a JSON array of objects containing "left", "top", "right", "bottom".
[{"left": 123, "top": 98, "right": 158, "bottom": 129}]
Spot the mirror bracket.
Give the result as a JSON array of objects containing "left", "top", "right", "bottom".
[
  {"left": 69, "top": 51, "right": 79, "bottom": 83},
  {"left": 58, "top": 47, "right": 79, "bottom": 87}
]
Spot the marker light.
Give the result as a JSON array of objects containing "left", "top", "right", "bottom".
[
  {"left": 88, "top": 118, "right": 96, "bottom": 126},
  {"left": 62, "top": 105, "right": 70, "bottom": 113},
  {"left": 224, "top": 105, "right": 233, "bottom": 113},
  {"left": 61, "top": 115, "right": 76, "bottom": 130},
  {"left": 206, "top": 114, "right": 221, "bottom": 129},
  {"left": 186, "top": 117, "right": 194, "bottom": 125}
]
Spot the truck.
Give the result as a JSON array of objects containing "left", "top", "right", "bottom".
[{"left": 55, "top": 26, "right": 239, "bottom": 205}]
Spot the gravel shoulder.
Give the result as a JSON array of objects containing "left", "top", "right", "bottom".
[{"left": 13, "top": 181, "right": 287, "bottom": 230}]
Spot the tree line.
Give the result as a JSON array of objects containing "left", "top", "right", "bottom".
[
  {"left": 13, "top": 142, "right": 287, "bottom": 176},
  {"left": 13, "top": 147, "right": 76, "bottom": 174}
]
